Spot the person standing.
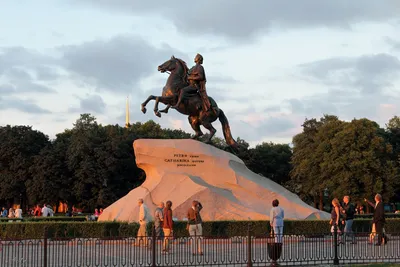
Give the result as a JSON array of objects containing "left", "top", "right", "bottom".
[
  {"left": 371, "top": 194, "right": 386, "bottom": 246},
  {"left": 187, "top": 200, "right": 203, "bottom": 256},
  {"left": 1, "top": 207, "right": 7, "bottom": 217},
  {"left": 341, "top": 196, "right": 356, "bottom": 244},
  {"left": 162, "top": 201, "right": 173, "bottom": 253},
  {"left": 330, "top": 198, "right": 343, "bottom": 245},
  {"left": 41, "top": 204, "right": 49, "bottom": 217},
  {"left": 137, "top": 198, "right": 150, "bottom": 247},
  {"left": 14, "top": 205, "right": 23, "bottom": 219},
  {"left": 269, "top": 199, "right": 284, "bottom": 243},
  {"left": 154, "top": 202, "right": 165, "bottom": 240},
  {"left": 7, "top": 207, "right": 15, "bottom": 218}
]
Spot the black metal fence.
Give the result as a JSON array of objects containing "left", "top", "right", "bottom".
[{"left": 1, "top": 227, "right": 399, "bottom": 266}]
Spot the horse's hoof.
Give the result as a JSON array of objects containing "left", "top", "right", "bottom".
[
  {"left": 155, "top": 111, "right": 161, "bottom": 118},
  {"left": 141, "top": 107, "right": 147, "bottom": 114}
]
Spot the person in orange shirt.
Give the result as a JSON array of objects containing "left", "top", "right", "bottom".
[{"left": 33, "top": 205, "right": 42, "bottom": 217}]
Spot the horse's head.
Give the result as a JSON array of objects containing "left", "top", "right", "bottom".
[
  {"left": 158, "top": 55, "right": 189, "bottom": 77},
  {"left": 158, "top": 55, "right": 177, "bottom": 73}
]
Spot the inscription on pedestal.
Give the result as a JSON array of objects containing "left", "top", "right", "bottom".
[{"left": 164, "top": 153, "right": 205, "bottom": 167}]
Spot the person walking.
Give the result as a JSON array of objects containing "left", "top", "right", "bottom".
[
  {"left": 162, "top": 201, "right": 173, "bottom": 253},
  {"left": 341, "top": 196, "right": 356, "bottom": 244},
  {"left": 269, "top": 199, "right": 284, "bottom": 243}
]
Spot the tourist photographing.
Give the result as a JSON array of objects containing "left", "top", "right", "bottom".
[
  {"left": 365, "top": 194, "right": 387, "bottom": 246},
  {"left": 187, "top": 200, "right": 203, "bottom": 256}
]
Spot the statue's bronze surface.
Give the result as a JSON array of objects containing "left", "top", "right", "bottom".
[{"left": 141, "top": 55, "right": 238, "bottom": 148}]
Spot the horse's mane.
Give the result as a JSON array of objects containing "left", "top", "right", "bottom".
[{"left": 175, "top": 58, "right": 189, "bottom": 81}]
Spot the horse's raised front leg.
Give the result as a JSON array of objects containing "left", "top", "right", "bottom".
[
  {"left": 159, "top": 104, "right": 171, "bottom": 114},
  {"left": 141, "top": 95, "right": 157, "bottom": 114}
]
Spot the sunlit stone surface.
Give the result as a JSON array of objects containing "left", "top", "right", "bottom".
[{"left": 98, "top": 139, "right": 329, "bottom": 222}]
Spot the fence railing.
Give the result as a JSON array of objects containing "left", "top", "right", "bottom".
[{"left": 0, "top": 226, "right": 399, "bottom": 266}]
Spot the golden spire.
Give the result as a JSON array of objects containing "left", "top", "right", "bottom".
[{"left": 125, "top": 96, "right": 130, "bottom": 128}]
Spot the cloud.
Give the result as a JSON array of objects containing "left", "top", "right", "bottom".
[
  {"left": 0, "top": 47, "right": 56, "bottom": 71},
  {"left": 75, "top": 0, "right": 400, "bottom": 40},
  {"left": 68, "top": 94, "right": 107, "bottom": 114},
  {"left": 0, "top": 96, "right": 51, "bottom": 114},
  {"left": 35, "top": 65, "right": 61, "bottom": 81},
  {"left": 386, "top": 37, "right": 400, "bottom": 51},
  {"left": 0, "top": 47, "right": 58, "bottom": 95},
  {"left": 229, "top": 112, "right": 298, "bottom": 142},
  {"left": 287, "top": 87, "right": 400, "bottom": 126},
  {"left": 207, "top": 75, "right": 239, "bottom": 84},
  {"left": 59, "top": 35, "right": 184, "bottom": 93},
  {"left": 0, "top": 81, "right": 55, "bottom": 95},
  {"left": 287, "top": 53, "right": 400, "bottom": 126},
  {"left": 298, "top": 53, "right": 400, "bottom": 93}
]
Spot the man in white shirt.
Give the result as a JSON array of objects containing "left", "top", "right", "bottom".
[
  {"left": 41, "top": 204, "right": 49, "bottom": 217},
  {"left": 270, "top": 199, "right": 285, "bottom": 243},
  {"left": 137, "top": 198, "right": 149, "bottom": 247},
  {"left": 15, "top": 205, "right": 23, "bottom": 219}
]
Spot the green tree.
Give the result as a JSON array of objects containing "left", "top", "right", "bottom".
[
  {"left": 28, "top": 130, "right": 75, "bottom": 210},
  {"left": 290, "top": 115, "right": 344, "bottom": 210},
  {"left": 0, "top": 125, "right": 50, "bottom": 208},
  {"left": 248, "top": 142, "right": 292, "bottom": 184},
  {"left": 326, "top": 119, "right": 398, "bottom": 207}
]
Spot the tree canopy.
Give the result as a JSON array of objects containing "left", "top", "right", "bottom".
[
  {"left": 290, "top": 115, "right": 400, "bottom": 210},
  {"left": 0, "top": 113, "right": 399, "bottom": 212}
]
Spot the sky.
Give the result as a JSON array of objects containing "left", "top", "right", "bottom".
[{"left": 1, "top": 1, "right": 400, "bottom": 146}]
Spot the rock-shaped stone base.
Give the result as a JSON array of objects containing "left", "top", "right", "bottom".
[{"left": 98, "top": 139, "right": 329, "bottom": 222}]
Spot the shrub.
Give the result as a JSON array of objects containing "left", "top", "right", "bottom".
[{"left": 1, "top": 219, "right": 399, "bottom": 239}]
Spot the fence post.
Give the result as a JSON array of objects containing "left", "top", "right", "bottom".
[
  {"left": 43, "top": 227, "right": 48, "bottom": 267},
  {"left": 333, "top": 224, "right": 339, "bottom": 265},
  {"left": 247, "top": 223, "right": 252, "bottom": 267},
  {"left": 151, "top": 225, "right": 156, "bottom": 267}
]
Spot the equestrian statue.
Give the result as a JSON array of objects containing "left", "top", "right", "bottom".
[{"left": 140, "top": 54, "right": 238, "bottom": 149}]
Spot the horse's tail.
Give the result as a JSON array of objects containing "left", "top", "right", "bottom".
[{"left": 218, "top": 109, "right": 239, "bottom": 149}]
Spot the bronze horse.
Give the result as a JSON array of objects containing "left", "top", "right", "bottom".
[{"left": 141, "top": 56, "right": 238, "bottom": 148}]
